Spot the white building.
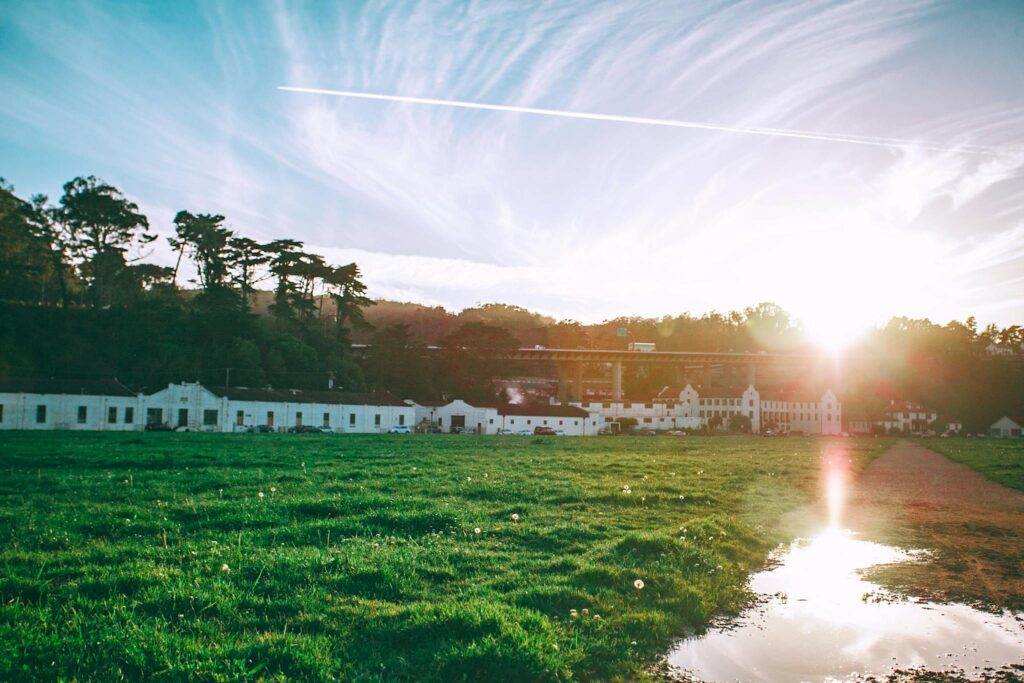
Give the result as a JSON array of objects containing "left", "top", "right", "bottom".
[
  {"left": 847, "top": 401, "right": 961, "bottom": 436},
  {"left": 405, "top": 399, "right": 602, "bottom": 435},
  {"left": 986, "top": 343, "right": 1016, "bottom": 357},
  {"left": 0, "top": 379, "right": 142, "bottom": 431},
  {"left": 0, "top": 380, "right": 413, "bottom": 433},
  {"left": 144, "top": 383, "right": 414, "bottom": 432},
  {"left": 990, "top": 416, "right": 1024, "bottom": 438},
  {"left": 567, "top": 384, "right": 841, "bottom": 435}
]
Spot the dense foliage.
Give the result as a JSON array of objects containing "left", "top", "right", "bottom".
[{"left": 3, "top": 175, "right": 1024, "bottom": 427}]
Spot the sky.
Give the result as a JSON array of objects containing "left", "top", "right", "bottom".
[{"left": 2, "top": 0, "right": 1023, "bottom": 343}]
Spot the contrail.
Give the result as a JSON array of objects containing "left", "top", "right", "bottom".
[{"left": 278, "top": 85, "right": 1008, "bottom": 155}]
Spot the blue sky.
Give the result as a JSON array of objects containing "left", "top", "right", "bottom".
[{"left": 2, "top": 0, "right": 1023, "bottom": 339}]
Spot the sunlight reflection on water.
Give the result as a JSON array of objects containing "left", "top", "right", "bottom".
[
  {"left": 669, "top": 528, "right": 1024, "bottom": 682},
  {"left": 671, "top": 447, "right": 1023, "bottom": 681}
]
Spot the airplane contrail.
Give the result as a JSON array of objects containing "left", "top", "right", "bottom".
[{"left": 278, "top": 85, "right": 1009, "bottom": 155}]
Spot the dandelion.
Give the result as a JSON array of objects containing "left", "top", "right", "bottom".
[
  {"left": 221, "top": 563, "right": 230, "bottom": 573},
  {"left": 679, "top": 495, "right": 686, "bottom": 500},
  {"left": 511, "top": 513, "right": 519, "bottom": 522},
  {"left": 270, "top": 486, "right": 277, "bottom": 493},
  {"left": 570, "top": 609, "right": 578, "bottom": 619},
  {"left": 474, "top": 527, "right": 481, "bottom": 535},
  {"left": 552, "top": 643, "right": 559, "bottom": 651},
  {"left": 642, "top": 475, "right": 648, "bottom": 481},
  {"left": 582, "top": 608, "right": 589, "bottom": 616},
  {"left": 634, "top": 579, "right": 645, "bottom": 591},
  {"left": 594, "top": 614, "right": 601, "bottom": 621},
  {"left": 258, "top": 491, "right": 265, "bottom": 499},
  {"left": 631, "top": 640, "right": 638, "bottom": 646}
]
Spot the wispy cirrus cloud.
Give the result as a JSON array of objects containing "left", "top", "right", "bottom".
[{"left": 1, "top": 0, "right": 1022, "bottom": 332}]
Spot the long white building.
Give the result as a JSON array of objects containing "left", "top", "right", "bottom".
[
  {"left": 0, "top": 380, "right": 413, "bottom": 433},
  {"left": 565, "top": 384, "right": 842, "bottom": 435},
  {"left": 406, "top": 399, "right": 603, "bottom": 435}
]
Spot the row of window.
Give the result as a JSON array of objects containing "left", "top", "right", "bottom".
[{"left": 10, "top": 405, "right": 137, "bottom": 424}]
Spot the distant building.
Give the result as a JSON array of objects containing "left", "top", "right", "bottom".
[
  {"left": 986, "top": 343, "right": 1016, "bottom": 357},
  {"left": 990, "top": 416, "right": 1024, "bottom": 439},
  {"left": 0, "top": 380, "right": 413, "bottom": 433},
  {"left": 566, "top": 384, "right": 841, "bottom": 435},
  {"left": 405, "top": 399, "right": 602, "bottom": 435},
  {"left": 627, "top": 342, "right": 656, "bottom": 352},
  {"left": 847, "top": 401, "right": 961, "bottom": 436},
  {"left": 0, "top": 378, "right": 140, "bottom": 431}
]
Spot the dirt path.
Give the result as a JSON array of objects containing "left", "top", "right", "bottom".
[{"left": 794, "top": 440, "right": 1024, "bottom": 610}]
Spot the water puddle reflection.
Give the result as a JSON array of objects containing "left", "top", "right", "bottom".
[{"left": 669, "top": 529, "right": 1024, "bottom": 682}]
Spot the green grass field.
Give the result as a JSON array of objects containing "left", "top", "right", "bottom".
[
  {"left": 918, "top": 438, "right": 1024, "bottom": 492},
  {"left": 0, "top": 433, "right": 888, "bottom": 682}
]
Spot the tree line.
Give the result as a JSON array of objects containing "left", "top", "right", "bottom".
[{"left": 3, "top": 174, "right": 1023, "bottom": 428}]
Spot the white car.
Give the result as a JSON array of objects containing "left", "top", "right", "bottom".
[
  {"left": 554, "top": 430, "right": 566, "bottom": 436},
  {"left": 496, "top": 428, "right": 515, "bottom": 435},
  {"left": 388, "top": 425, "right": 411, "bottom": 434},
  {"left": 514, "top": 429, "right": 534, "bottom": 436}
]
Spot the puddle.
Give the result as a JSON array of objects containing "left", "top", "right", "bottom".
[{"left": 668, "top": 528, "right": 1024, "bottom": 682}]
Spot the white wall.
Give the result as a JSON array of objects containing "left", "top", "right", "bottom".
[{"left": 0, "top": 392, "right": 143, "bottom": 431}]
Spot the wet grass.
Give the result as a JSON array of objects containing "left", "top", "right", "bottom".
[
  {"left": 919, "top": 438, "right": 1024, "bottom": 492},
  {"left": 0, "top": 432, "right": 887, "bottom": 682}
]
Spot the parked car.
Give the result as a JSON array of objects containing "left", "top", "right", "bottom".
[
  {"left": 515, "top": 429, "right": 534, "bottom": 436},
  {"left": 287, "top": 425, "right": 321, "bottom": 433},
  {"left": 667, "top": 430, "right": 687, "bottom": 437},
  {"left": 554, "top": 429, "right": 567, "bottom": 436},
  {"left": 533, "top": 426, "right": 556, "bottom": 436},
  {"left": 318, "top": 426, "right": 335, "bottom": 433},
  {"left": 496, "top": 428, "right": 514, "bottom": 435},
  {"left": 144, "top": 422, "right": 172, "bottom": 432},
  {"left": 388, "top": 425, "right": 411, "bottom": 434}
]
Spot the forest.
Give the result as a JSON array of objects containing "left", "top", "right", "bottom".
[{"left": 2, "top": 175, "right": 1023, "bottom": 430}]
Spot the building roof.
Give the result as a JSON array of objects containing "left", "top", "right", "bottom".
[
  {"left": 883, "top": 400, "right": 935, "bottom": 415},
  {"left": 997, "top": 415, "right": 1024, "bottom": 427},
  {"left": 0, "top": 377, "right": 137, "bottom": 397},
  {"left": 204, "top": 386, "right": 408, "bottom": 407},
  {"left": 497, "top": 403, "right": 591, "bottom": 418}
]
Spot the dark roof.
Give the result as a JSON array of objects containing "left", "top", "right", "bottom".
[
  {"left": 497, "top": 403, "right": 591, "bottom": 418},
  {"left": 205, "top": 386, "right": 408, "bottom": 407},
  {"left": 0, "top": 378, "right": 137, "bottom": 397}
]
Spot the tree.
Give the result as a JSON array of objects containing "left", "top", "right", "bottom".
[
  {"left": 0, "top": 181, "right": 61, "bottom": 304},
  {"left": 708, "top": 415, "right": 723, "bottom": 431},
  {"left": 58, "top": 176, "right": 151, "bottom": 307},
  {"left": 441, "top": 322, "right": 520, "bottom": 401},
  {"left": 170, "top": 211, "right": 234, "bottom": 292},
  {"left": 729, "top": 413, "right": 752, "bottom": 433},
  {"left": 225, "top": 236, "right": 270, "bottom": 305}
]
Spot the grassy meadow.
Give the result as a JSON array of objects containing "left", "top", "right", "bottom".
[
  {"left": 0, "top": 432, "right": 889, "bottom": 682},
  {"left": 918, "top": 437, "right": 1024, "bottom": 492}
]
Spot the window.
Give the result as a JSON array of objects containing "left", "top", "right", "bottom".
[
  {"left": 643, "top": 417, "right": 652, "bottom": 423},
  {"left": 267, "top": 411, "right": 275, "bottom": 427},
  {"left": 349, "top": 413, "right": 356, "bottom": 426},
  {"left": 623, "top": 403, "right": 632, "bottom": 409},
  {"left": 0, "top": 404, "right": 4, "bottom": 422},
  {"left": 323, "top": 412, "right": 330, "bottom": 427},
  {"left": 295, "top": 411, "right": 303, "bottom": 426},
  {"left": 37, "top": 405, "right": 47, "bottom": 423},
  {"left": 374, "top": 414, "right": 381, "bottom": 426},
  {"left": 124, "top": 407, "right": 134, "bottom": 424},
  {"left": 644, "top": 403, "right": 653, "bottom": 409},
  {"left": 399, "top": 414, "right": 406, "bottom": 425},
  {"left": 146, "top": 408, "right": 162, "bottom": 425},
  {"left": 526, "top": 419, "right": 532, "bottom": 425},
  {"left": 203, "top": 409, "right": 218, "bottom": 426},
  {"left": 575, "top": 420, "right": 579, "bottom": 426},
  {"left": 77, "top": 406, "right": 87, "bottom": 423},
  {"left": 108, "top": 406, "right": 117, "bottom": 423},
  {"left": 558, "top": 420, "right": 563, "bottom": 425},
  {"left": 177, "top": 408, "right": 188, "bottom": 427},
  {"left": 236, "top": 410, "right": 245, "bottom": 426},
  {"left": 602, "top": 402, "right": 611, "bottom": 408}
]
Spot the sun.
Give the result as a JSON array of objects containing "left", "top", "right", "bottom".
[{"left": 799, "top": 307, "right": 868, "bottom": 356}]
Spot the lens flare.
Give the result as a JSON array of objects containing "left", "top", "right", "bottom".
[{"left": 822, "top": 447, "right": 848, "bottom": 530}]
